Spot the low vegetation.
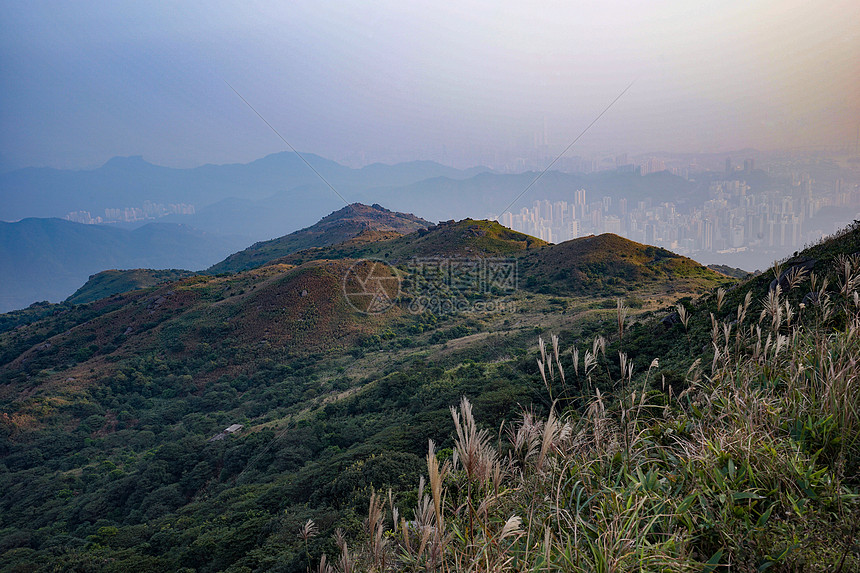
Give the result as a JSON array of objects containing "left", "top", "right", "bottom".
[
  {"left": 315, "top": 247, "right": 860, "bottom": 572},
  {"left": 271, "top": 219, "right": 549, "bottom": 268},
  {"left": 66, "top": 269, "right": 197, "bottom": 305}
]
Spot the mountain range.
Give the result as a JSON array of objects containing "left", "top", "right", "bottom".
[
  {"left": 0, "top": 152, "right": 711, "bottom": 313},
  {"left": 0, "top": 219, "right": 247, "bottom": 312},
  {"left": 0, "top": 152, "right": 701, "bottom": 242},
  {"left": 0, "top": 153, "right": 489, "bottom": 240}
]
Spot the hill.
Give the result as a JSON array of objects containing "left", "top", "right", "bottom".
[
  {"left": 519, "top": 233, "right": 725, "bottom": 296},
  {"left": 12, "top": 212, "right": 840, "bottom": 571},
  {"left": 319, "top": 218, "right": 860, "bottom": 571},
  {"left": 0, "top": 219, "right": 248, "bottom": 312},
  {"left": 707, "top": 263, "right": 752, "bottom": 278},
  {"left": 65, "top": 269, "right": 197, "bottom": 305},
  {"left": 270, "top": 218, "right": 549, "bottom": 267},
  {"left": 274, "top": 226, "right": 722, "bottom": 301},
  {"left": 208, "top": 203, "right": 432, "bottom": 274},
  {"left": 1, "top": 260, "right": 389, "bottom": 382}
]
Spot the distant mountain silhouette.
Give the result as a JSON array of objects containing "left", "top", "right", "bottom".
[
  {"left": 0, "top": 219, "right": 247, "bottom": 312},
  {"left": 2, "top": 152, "right": 702, "bottom": 244},
  {"left": 0, "top": 153, "right": 489, "bottom": 234}
]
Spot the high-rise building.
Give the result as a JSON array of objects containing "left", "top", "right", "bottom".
[
  {"left": 731, "top": 225, "right": 745, "bottom": 248},
  {"left": 553, "top": 201, "right": 567, "bottom": 223},
  {"left": 645, "top": 223, "right": 657, "bottom": 246},
  {"left": 703, "top": 219, "right": 714, "bottom": 251},
  {"left": 642, "top": 157, "right": 665, "bottom": 175},
  {"left": 604, "top": 216, "right": 622, "bottom": 234}
]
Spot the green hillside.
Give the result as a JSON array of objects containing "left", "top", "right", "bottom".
[
  {"left": 207, "top": 203, "right": 432, "bottom": 274},
  {"left": 276, "top": 225, "right": 723, "bottom": 304},
  {"left": 66, "top": 269, "right": 197, "bottom": 305},
  {"left": 313, "top": 223, "right": 860, "bottom": 572},
  {"left": 272, "top": 218, "right": 548, "bottom": 267},
  {"left": 1, "top": 214, "right": 857, "bottom": 572},
  {"left": 520, "top": 232, "right": 725, "bottom": 296},
  {"left": 707, "top": 263, "right": 752, "bottom": 278}
]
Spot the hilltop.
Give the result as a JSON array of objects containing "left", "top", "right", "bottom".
[
  {"left": 271, "top": 218, "right": 548, "bottom": 266},
  {"left": 208, "top": 203, "right": 432, "bottom": 274},
  {"left": 274, "top": 223, "right": 722, "bottom": 302},
  {"left": 519, "top": 232, "right": 724, "bottom": 296},
  {"left": 707, "top": 263, "right": 752, "bottom": 278}
]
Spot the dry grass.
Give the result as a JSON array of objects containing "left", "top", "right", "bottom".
[{"left": 310, "top": 261, "right": 860, "bottom": 572}]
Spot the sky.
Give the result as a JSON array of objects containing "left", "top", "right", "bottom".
[{"left": 1, "top": 0, "right": 859, "bottom": 171}]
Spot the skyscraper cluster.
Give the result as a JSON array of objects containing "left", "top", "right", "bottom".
[{"left": 497, "top": 171, "right": 858, "bottom": 261}]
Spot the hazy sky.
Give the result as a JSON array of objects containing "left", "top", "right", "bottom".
[{"left": 2, "top": 0, "right": 858, "bottom": 170}]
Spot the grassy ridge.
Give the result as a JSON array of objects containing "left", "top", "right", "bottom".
[
  {"left": 271, "top": 219, "right": 549, "bottom": 267},
  {"left": 520, "top": 233, "right": 724, "bottom": 297},
  {"left": 66, "top": 269, "right": 197, "bottom": 305}
]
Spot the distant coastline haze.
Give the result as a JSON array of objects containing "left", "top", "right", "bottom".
[{"left": 1, "top": 0, "right": 858, "bottom": 171}]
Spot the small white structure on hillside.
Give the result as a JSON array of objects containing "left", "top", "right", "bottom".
[{"left": 207, "top": 423, "right": 245, "bottom": 443}]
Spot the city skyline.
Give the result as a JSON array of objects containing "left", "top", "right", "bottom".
[
  {"left": 490, "top": 150, "right": 859, "bottom": 270},
  {"left": 35, "top": 145, "right": 859, "bottom": 272}
]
